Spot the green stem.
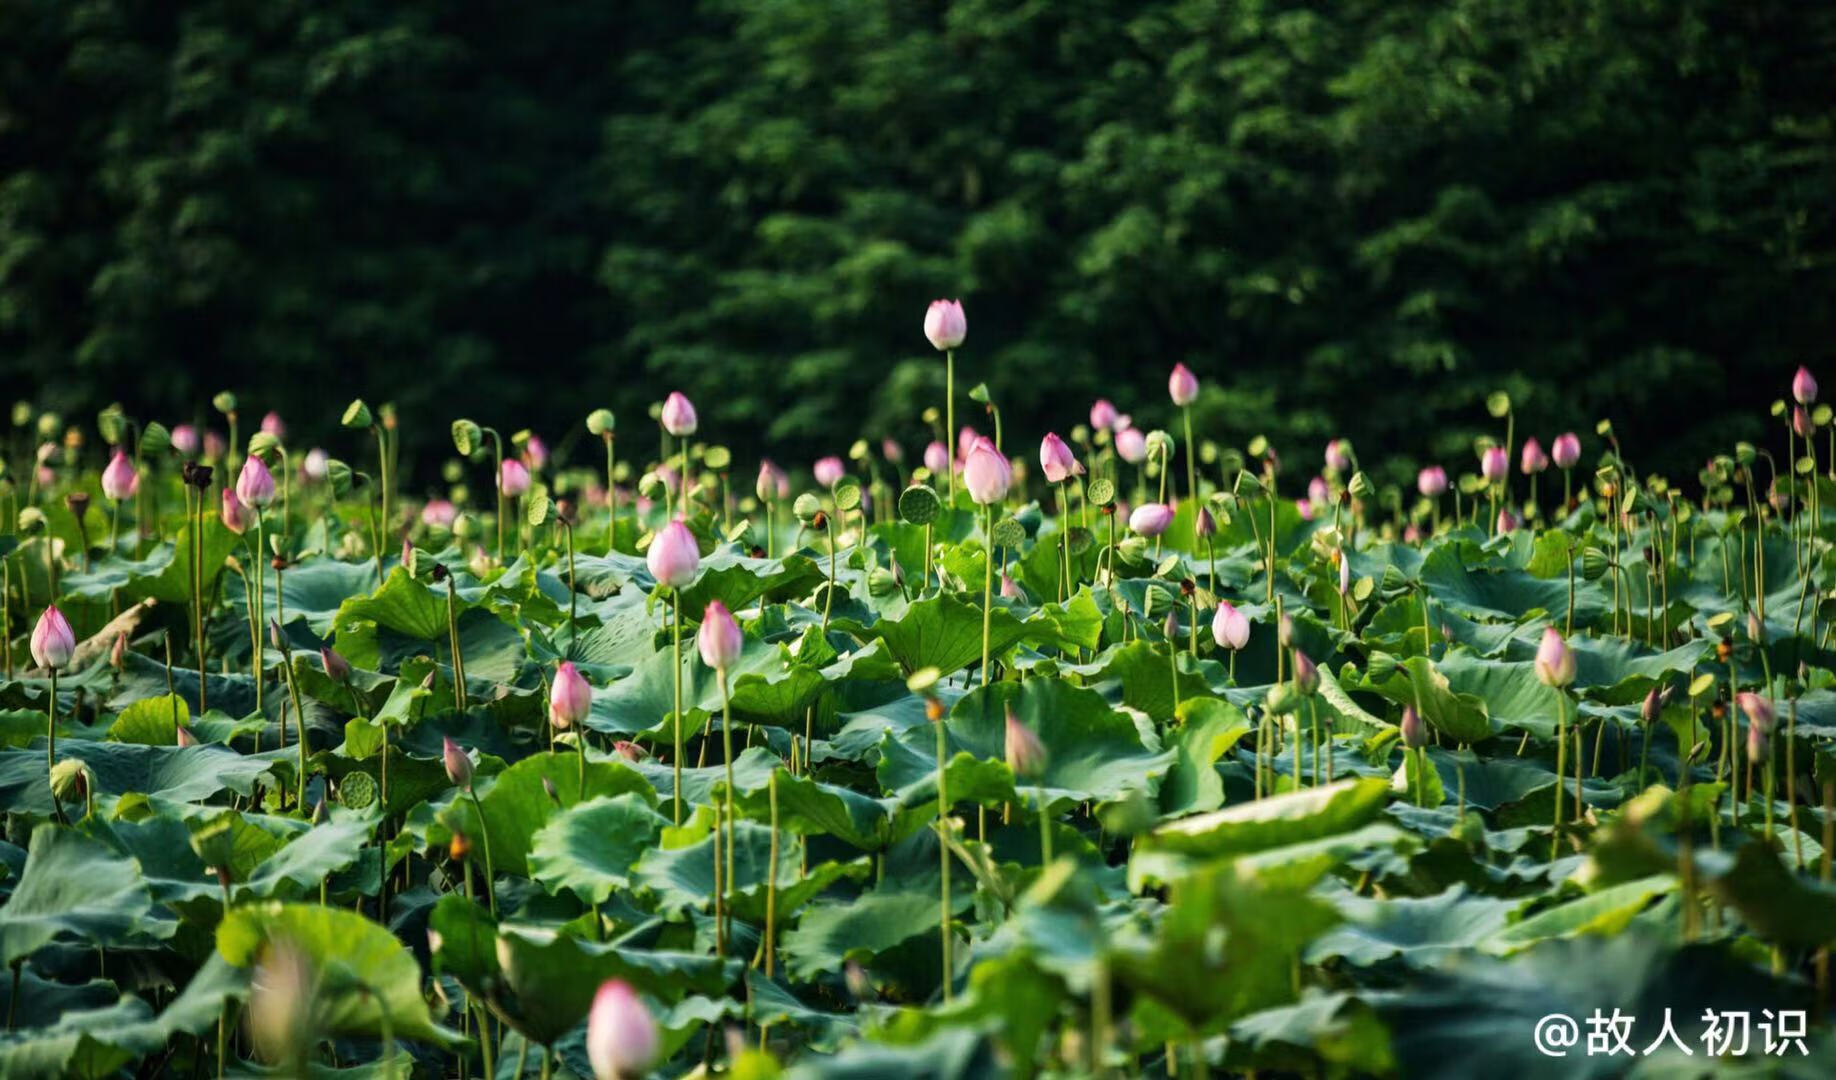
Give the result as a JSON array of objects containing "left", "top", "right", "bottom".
[
  {"left": 1553, "top": 693, "right": 1567, "bottom": 861},
  {"left": 936, "top": 711, "right": 953, "bottom": 1004},
  {"left": 981, "top": 505, "right": 994, "bottom": 686},
  {"left": 672, "top": 592, "right": 684, "bottom": 825},
  {"left": 466, "top": 788, "right": 498, "bottom": 917},
  {"left": 945, "top": 351, "right": 957, "bottom": 501}
]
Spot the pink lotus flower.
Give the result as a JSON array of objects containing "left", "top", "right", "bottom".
[
  {"left": 171, "top": 424, "right": 200, "bottom": 455},
  {"left": 923, "top": 299, "right": 967, "bottom": 350},
  {"left": 1519, "top": 438, "right": 1548, "bottom": 475},
  {"left": 1480, "top": 446, "right": 1508, "bottom": 483},
  {"left": 697, "top": 600, "right": 744, "bottom": 671},
  {"left": 101, "top": 449, "right": 139, "bottom": 501},
  {"left": 923, "top": 441, "right": 950, "bottom": 477},
  {"left": 647, "top": 517, "right": 701, "bottom": 589},
  {"left": 1308, "top": 476, "right": 1329, "bottom": 506},
  {"left": 1038, "top": 433, "right": 1080, "bottom": 484},
  {"left": 550, "top": 661, "right": 592, "bottom": 730},
  {"left": 422, "top": 499, "right": 457, "bottom": 529},
  {"left": 221, "top": 488, "right": 248, "bottom": 534},
  {"left": 1551, "top": 433, "right": 1581, "bottom": 470},
  {"left": 1212, "top": 603, "right": 1249, "bottom": 650},
  {"left": 522, "top": 435, "right": 549, "bottom": 471},
  {"left": 499, "top": 459, "right": 531, "bottom": 497},
  {"left": 236, "top": 454, "right": 276, "bottom": 508},
  {"left": 962, "top": 438, "right": 1011, "bottom": 505},
  {"left": 660, "top": 392, "right": 698, "bottom": 437},
  {"left": 1128, "top": 502, "right": 1175, "bottom": 537},
  {"left": 1168, "top": 363, "right": 1199, "bottom": 407},
  {"left": 443, "top": 736, "right": 474, "bottom": 788},
  {"left": 1089, "top": 399, "right": 1119, "bottom": 431},
  {"left": 1324, "top": 439, "right": 1351, "bottom": 475},
  {"left": 1794, "top": 366, "right": 1819, "bottom": 406},
  {"left": 1534, "top": 627, "right": 1575, "bottom": 687},
  {"left": 1115, "top": 427, "right": 1148, "bottom": 465},
  {"left": 585, "top": 979, "right": 660, "bottom": 1080},
  {"left": 260, "top": 411, "right": 285, "bottom": 438},
  {"left": 1004, "top": 705, "right": 1047, "bottom": 779},
  {"left": 30, "top": 605, "right": 75, "bottom": 669},
  {"left": 814, "top": 456, "right": 845, "bottom": 488},
  {"left": 1417, "top": 466, "right": 1448, "bottom": 498},
  {"left": 756, "top": 459, "right": 787, "bottom": 502}
]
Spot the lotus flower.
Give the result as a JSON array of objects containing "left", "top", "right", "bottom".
[
  {"left": 1308, "top": 476, "right": 1329, "bottom": 506},
  {"left": 236, "top": 454, "right": 276, "bottom": 508},
  {"left": 647, "top": 517, "right": 701, "bottom": 588},
  {"left": 923, "top": 299, "right": 967, "bottom": 350},
  {"left": 1168, "top": 363, "right": 1199, "bottom": 407},
  {"left": 1480, "top": 446, "right": 1508, "bottom": 483},
  {"left": 1212, "top": 603, "right": 1249, "bottom": 650},
  {"left": 260, "top": 411, "right": 286, "bottom": 438},
  {"left": 1004, "top": 705, "right": 1047, "bottom": 779},
  {"left": 814, "top": 456, "right": 845, "bottom": 488},
  {"left": 1551, "top": 432, "right": 1581, "bottom": 469},
  {"left": 1129, "top": 502, "right": 1175, "bottom": 537},
  {"left": 697, "top": 600, "right": 744, "bottom": 671},
  {"left": 171, "top": 424, "right": 200, "bottom": 455},
  {"left": 962, "top": 438, "right": 1011, "bottom": 505},
  {"left": 1400, "top": 705, "right": 1427, "bottom": 750},
  {"left": 522, "top": 435, "right": 549, "bottom": 471},
  {"left": 1115, "top": 427, "right": 1148, "bottom": 465},
  {"left": 1291, "top": 650, "right": 1319, "bottom": 696},
  {"left": 1295, "top": 498, "right": 1315, "bottom": 521},
  {"left": 956, "top": 426, "right": 979, "bottom": 464},
  {"left": 1793, "top": 406, "right": 1814, "bottom": 439},
  {"left": 1747, "top": 718, "right": 1770, "bottom": 763},
  {"left": 1000, "top": 572, "right": 1020, "bottom": 600},
  {"left": 1795, "top": 366, "right": 1819, "bottom": 406},
  {"left": 1039, "top": 433, "right": 1080, "bottom": 484},
  {"left": 443, "top": 736, "right": 474, "bottom": 789},
  {"left": 1090, "top": 399, "right": 1119, "bottom": 431},
  {"left": 1735, "top": 691, "right": 1774, "bottom": 734},
  {"left": 422, "top": 499, "right": 458, "bottom": 528},
  {"left": 30, "top": 605, "right": 74, "bottom": 669},
  {"left": 101, "top": 449, "right": 139, "bottom": 501},
  {"left": 585, "top": 979, "right": 660, "bottom": 1080},
  {"left": 881, "top": 438, "right": 904, "bottom": 463},
  {"left": 756, "top": 459, "right": 786, "bottom": 502},
  {"left": 1519, "top": 438, "right": 1549, "bottom": 475},
  {"left": 302, "top": 448, "right": 329, "bottom": 481},
  {"left": 1324, "top": 439, "right": 1351, "bottom": 475},
  {"left": 1417, "top": 466, "right": 1448, "bottom": 498},
  {"left": 550, "top": 661, "right": 592, "bottom": 730},
  {"left": 499, "top": 459, "right": 531, "bottom": 497},
  {"left": 660, "top": 392, "right": 698, "bottom": 437},
  {"left": 1534, "top": 627, "right": 1575, "bottom": 687},
  {"left": 923, "top": 441, "right": 950, "bottom": 476},
  {"left": 221, "top": 488, "right": 248, "bottom": 534}
]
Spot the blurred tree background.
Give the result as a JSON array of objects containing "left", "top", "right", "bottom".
[{"left": 2, "top": 0, "right": 1832, "bottom": 491}]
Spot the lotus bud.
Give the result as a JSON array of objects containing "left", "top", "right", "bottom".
[
  {"left": 30, "top": 605, "right": 74, "bottom": 669},
  {"left": 1305, "top": 476, "right": 1327, "bottom": 507},
  {"left": 301, "top": 448, "right": 329, "bottom": 481},
  {"left": 1167, "top": 363, "right": 1199, "bottom": 407},
  {"left": 1212, "top": 603, "right": 1249, "bottom": 650},
  {"left": 1747, "top": 610, "right": 1765, "bottom": 644},
  {"left": 1000, "top": 572, "right": 1020, "bottom": 600},
  {"left": 1090, "top": 399, "right": 1119, "bottom": 431},
  {"left": 1519, "top": 437, "right": 1549, "bottom": 475},
  {"left": 1480, "top": 446, "right": 1508, "bottom": 483},
  {"left": 1279, "top": 613, "right": 1294, "bottom": 646},
  {"left": 1735, "top": 691, "right": 1774, "bottom": 735},
  {"left": 1291, "top": 650, "right": 1320, "bottom": 696},
  {"left": 1747, "top": 718, "right": 1770, "bottom": 764},
  {"left": 923, "top": 441, "right": 950, "bottom": 476},
  {"left": 647, "top": 517, "right": 701, "bottom": 589},
  {"left": 176, "top": 724, "right": 197, "bottom": 747},
  {"left": 1039, "top": 433, "right": 1079, "bottom": 484},
  {"left": 521, "top": 435, "right": 549, "bottom": 472},
  {"left": 1339, "top": 551, "right": 1352, "bottom": 595},
  {"left": 1640, "top": 687, "right": 1662, "bottom": 726},
  {"left": 110, "top": 632, "right": 127, "bottom": 671},
  {"left": 657, "top": 392, "right": 698, "bottom": 438},
  {"left": 443, "top": 736, "right": 474, "bottom": 789},
  {"left": 1399, "top": 705, "right": 1427, "bottom": 750},
  {"left": 101, "top": 449, "right": 140, "bottom": 501},
  {"left": 1551, "top": 432, "right": 1581, "bottom": 470},
  {"left": 586, "top": 979, "right": 660, "bottom": 1080},
  {"left": 1115, "top": 427, "right": 1148, "bottom": 465},
  {"left": 1496, "top": 507, "right": 1519, "bottom": 533},
  {"left": 1195, "top": 506, "right": 1216, "bottom": 537},
  {"left": 1417, "top": 466, "right": 1448, "bottom": 497},
  {"left": 248, "top": 942, "right": 316, "bottom": 1067},
  {"left": 1163, "top": 611, "right": 1179, "bottom": 642},
  {"left": 235, "top": 454, "right": 276, "bottom": 509},
  {"left": 1296, "top": 498, "right": 1315, "bottom": 521},
  {"left": 1794, "top": 366, "right": 1819, "bottom": 406},
  {"left": 204, "top": 430, "right": 227, "bottom": 460},
  {"left": 756, "top": 459, "right": 785, "bottom": 502},
  {"left": 962, "top": 438, "right": 1012, "bottom": 505},
  {"left": 1324, "top": 439, "right": 1351, "bottom": 475},
  {"left": 320, "top": 647, "right": 350, "bottom": 682},
  {"left": 1004, "top": 705, "right": 1048, "bottom": 779},
  {"left": 499, "top": 458, "right": 532, "bottom": 497},
  {"left": 1128, "top": 502, "right": 1174, "bottom": 537},
  {"left": 697, "top": 600, "right": 744, "bottom": 671},
  {"left": 260, "top": 411, "right": 285, "bottom": 438},
  {"left": 614, "top": 740, "right": 648, "bottom": 762},
  {"left": 171, "top": 424, "right": 200, "bottom": 455},
  {"left": 421, "top": 499, "right": 458, "bottom": 529},
  {"left": 1794, "top": 405, "right": 1814, "bottom": 439},
  {"left": 1534, "top": 627, "right": 1575, "bottom": 687},
  {"left": 923, "top": 299, "right": 967, "bottom": 350},
  {"left": 844, "top": 960, "right": 873, "bottom": 1002},
  {"left": 550, "top": 661, "right": 592, "bottom": 730},
  {"left": 814, "top": 456, "right": 845, "bottom": 488}
]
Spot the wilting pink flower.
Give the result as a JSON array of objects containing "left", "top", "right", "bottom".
[
  {"left": 260, "top": 411, "right": 285, "bottom": 438},
  {"left": 923, "top": 299, "right": 967, "bottom": 350},
  {"left": 881, "top": 439, "right": 904, "bottom": 463},
  {"left": 962, "top": 438, "right": 1011, "bottom": 505},
  {"left": 1308, "top": 476, "right": 1329, "bottom": 506},
  {"left": 923, "top": 441, "right": 950, "bottom": 477},
  {"left": 1324, "top": 439, "right": 1351, "bottom": 475},
  {"left": 301, "top": 448, "right": 329, "bottom": 482},
  {"left": 1400, "top": 705, "right": 1427, "bottom": 750},
  {"left": 499, "top": 459, "right": 531, "bottom": 497},
  {"left": 1496, "top": 507, "right": 1519, "bottom": 533},
  {"left": 1794, "top": 366, "right": 1819, "bottom": 406},
  {"left": 1039, "top": 433, "right": 1079, "bottom": 484},
  {"left": 422, "top": 499, "right": 457, "bottom": 528},
  {"left": 550, "top": 661, "right": 592, "bottom": 730},
  {"left": 585, "top": 979, "right": 660, "bottom": 1080},
  {"left": 1417, "top": 466, "right": 1448, "bottom": 498},
  {"left": 1115, "top": 427, "right": 1148, "bottom": 465},
  {"left": 1480, "top": 446, "right": 1508, "bottom": 483},
  {"left": 1520, "top": 438, "right": 1548, "bottom": 475},
  {"left": 1793, "top": 405, "right": 1814, "bottom": 439},
  {"left": 30, "top": 605, "right": 75, "bottom": 669},
  {"left": 101, "top": 449, "right": 139, "bottom": 501},
  {"left": 1534, "top": 627, "right": 1575, "bottom": 687},
  {"left": 221, "top": 488, "right": 247, "bottom": 534},
  {"left": 1168, "top": 363, "right": 1199, "bottom": 407},
  {"left": 697, "top": 600, "right": 744, "bottom": 671},
  {"left": 660, "top": 392, "right": 698, "bottom": 437},
  {"left": 1090, "top": 399, "right": 1119, "bottom": 431},
  {"left": 647, "top": 517, "right": 701, "bottom": 588},
  {"left": 171, "top": 424, "right": 200, "bottom": 456},
  {"left": 236, "top": 454, "right": 276, "bottom": 508},
  {"left": 814, "top": 456, "right": 845, "bottom": 488},
  {"left": 443, "top": 736, "right": 474, "bottom": 789},
  {"left": 522, "top": 435, "right": 549, "bottom": 471},
  {"left": 1212, "top": 603, "right": 1249, "bottom": 650},
  {"left": 1291, "top": 650, "right": 1319, "bottom": 695},
  {"left": 1551, "top": 433, "right": 1581, "bottom": 470},
  {"left": 1004, "top": 706, "right": 1048, "bottom": 779},
  {"left": 756, "top": 459, "right": 786, "bottom": 502},
  {"left": 1128, "top": 502, "right": 1175, "bottom": 537}
]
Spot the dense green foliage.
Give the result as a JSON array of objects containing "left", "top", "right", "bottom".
[{"left": 4, "top": 0, "right": 1833, "bottom": 480}]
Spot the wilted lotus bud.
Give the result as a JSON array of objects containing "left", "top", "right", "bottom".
[
  {"left": 1399, "top": 705, "right": 1427, "bottom": 750},
  {"left": 320, "top": 647, "right": 350, "bottom": 682},
  {"left": 697, "top": 600, "right": 744, "bottom": 671},
  {"left": 248, "top": 942, "right": 315, "bottom": 1066},
  {"left": 962, "top": 438, "right": 1012, "bottom": 505},
  {"left": 1000, "top": 572, "right": 1020, "bottom": 600},
  {"left": 1167, "top": 363, "right": 1199, "bottom": 407},
  {"left": 1039, "top": 433, "right": 1079, "bottom": 484},
  {"left": 1417, "top": 466, "right": 1448, "bottom": 497},
  {"left": 1212, "top": 603, "right": 1250, "bottom": 650},
  {"left": 1004, "top": 705, "right": 1048, "bottom": 779},
  {"left": 923, "top": 299, "right": 967, "bottom": 351},
  {"left": 1115, "top": 427, "right": 1148, "bottom": 465},
  {"left": 646, "top": 517, "right": 701, "bottom": 588},
  {"left": 1551, "top": 432, "right": 1581, "bottom": 470},
  {"left": 1519, "top": 438, "right": 1549, "bottom": 475},
  {"left": 1640, "top": 687, "right": 1662, "bottom": 726},
  {"left": 586, "top": 979, "right": 660, "bottom": 1080},
  {"left": 260, "top": 411, "right": 285, "bottom": 439},
  {"left": 221, "top": 488, "right": 247, "bottom": 534},
  {"left": 660, "top": 392, "right": 698, "bottom": 437},
  {"left": 171, "top": 424, "right": 200, "bottom": 456},
  {"left": 1128, "top": 502, "right": 1174, "bottom": 537},
  {"left": 923, "top": 441, "right": 950, "bottom": 476},
  {"left": 1534, "top": 627, "right": 1575, "bottom": 687},
  {"left": 814, "top": 456, "right": 845, "bottom": 488},
  {"left": 1090, "top": 399, "right": 1119, "bottom": 431},
  {"left": 30, "top": 605, "right": 74, "bottom": 669},
  {"left": 1794, "top": 366, "right": 1819, "bottom": 406},
  {"left": 101, "top": 449, "right": 140, "bottom": 501},
  {"left": 1736, "top": 691, "right": 1774, "bottom": 735},
  {"left": 1291, "top": 650, "right": 1320, "bottom": 696},
  {"left": 1324, "top": 439, "right": 1351, "bottom": 475},
  {"left": 1480, "top": 446, "right": 1508, "bottom": 483},
  {"left": 499, "top": 459, "right": 532, "bottom": 497},
  {"left": 550, "top": 661, "right": 593, "bottom": 730},
  {"left": 443, "top": 736, "right": 474, "bottom": 789}
]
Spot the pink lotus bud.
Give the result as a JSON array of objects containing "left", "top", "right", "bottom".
[
  {"left": 1496, "top": 507, "right": 1519, "bottom": 533},
  {"left": 1551, "top": 433, "right": 1581, "bottom": 470},
  {"left": 881, "top": 438, "right": 904, "bottom": 463},
  {"left": 236, "top": 454, "right": 276, "bottom": 508},
  {"left": 660, "top": 392, "right": 698, "bottom": 437},
  {"left": 1295, "top": 498, "right": 1315, "bottom": 521},
  {"left": 443, "top": 736, "right": 474, "bottom": 789},
  {"left": 1195, "top": 506, "right": 1216, "bottom": 537},
  {"left": 302, "top": 448, "right": 329, "bottom": 481},
  {"left": 955, "top": 426, "right": 979, "bottom": 464},
  {"left": 756, "top": 459, "right": 785, "bottom": 502},
  {"left": 1038, "top": 433, "right": 1079, "bottom": 484},
  {"left": 110, "top": 632, "right": 126, "bottom": 671},
  {"left": 1403, "top": 524, "right": 1422, "bottom": 543},
  {"left": 260, "top": 411, "right": 286, "bottom": 438},
  {"left": 522, "top": 435, "right": 549, "bottom": 471},
  {"left": 176, "top": 724, "right": 197, "bottom": 747},
  {"left": 1212, "top": 603, "right": 1249, "bottom": 650},
  {"left": 221, "top": 488, "right": 248, "bottom": 534},
  {"left": 1480, "top": 446, "right": 1508, "bottom": 483},
  {"left": 171, "top": 424, "right": 200, "bottom": 455},
  {"left": 1794, "top": 366, "right": 1819, "bottom": 406},
  {"left": 30, "top": 605, "right": 75, "bottom": 669},
  {"left": 1417, "top": 466, "right": 1448, "bottom": 498},
  {"left": 1115, "top": 427, "right": 1148, "bottom": 465},
  {"left": 320, "top": 647, "right": 350, "bottom": 682},
  {"left": 697, "top": 600, "right": 744, "bottom": 671},
  {"left": 814, "top": 456, "right": 845, "bottom": 488},
  {"left": 1168, "top": 363, "right": 1199, "bottom": 407},
  {"left": 1128, "top": 502, "right": 1174, "bottom": 537},
  {"left": 923, "top": 299, "right": 967, "bottom": 350},
  {"left": 204, "top": 431, "right": 227, "bottom": 460},
  {"left": 1519, "top": 437, "right": 1548, "bottom": 475},
  {"left": 101, "top": 449, "right": 139, "bottom": 501},
  {"left": 1000, "top": 572, "right": 1020, "bottom": 600},
  {"left": 923, "top": 441, "right": 949, "bottom": 476},
  {"left": 1324, "top": 439, "right": 1351, "bottom": 475},
  {"left": 1793, "top": 405, "right": 1814, "bottom": 439},
  {"left": 1641, "top": 687, "right": 1662, "bottom": 726},
  {"left": 1090, "top": 399, "right": 1119, "bottom": 431},
  {"left": 1004, "top": 705, "right": 1048, "bottom": 779},
  {"left": 646, "top": 517, "right": 701, "bottom": 588},
  {"left": 1400, "top": 705, "right": 1427, "bottom": 750},
  {"left": 1278, "top": 613, "right": 1294, "bottom": 646},
  {"left": 586, "top": 979, "right": 660, "bottom": 1080},
  {"left": 550, "top": 661, "right": 592, "bottom": 730},
  {"left": 1534, "top": 627, "right": 1575, "bottom": 687},
  {"left": 1735, "top": 691, "right": 1774, "bottom": 735},
  {"left": 962, "top": 437, "right": 1011, "bottom": 505},
  {"left": 614, "top": 740, "right": 648, "bottom": 762},
  {"left": 1291, "top": 650, "right": 1319, "bottom": 696},
  {"left": 1163, "top": 610, "right": 1180, "bottom": 641},
  {"left": 1747, "top": 610, "right": 1765, "bottom": 644},
  {"left": 1308, "top": 476, "right": 1329, "bottom": 506},
  {"left": 499, "top": 459, "right": 532, "bottom": 497},
  {"left": 422, "top": 499, "right": 458, "bottom": 528}
]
